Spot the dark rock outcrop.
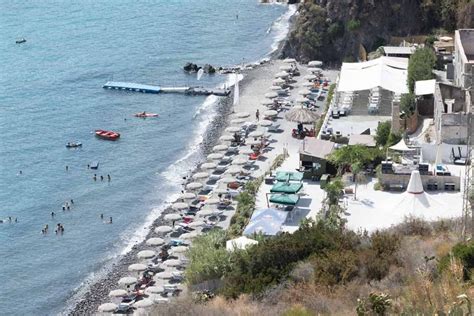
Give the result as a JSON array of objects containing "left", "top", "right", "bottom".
[
  {"left": 281, "top": 0, "right": 474, "bottom": 64},
  {"left": 184, "top": 62, "right": 199, "bottom": 73}
]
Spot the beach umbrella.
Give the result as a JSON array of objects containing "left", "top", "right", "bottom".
[
  {"left": 261, "top": 99, "right": 274, "bottom": 106},
  {"left": 235, "top": 112, "right": 250, "bottom": 118},
  {"left": 264, "top": 110, "right": 278, "bottom": 117},
  {"left": 279, "top": 65, "right": 292, "bottom": 71},
  {"left": 170, "top": 245, "right": 189, "bottom": 254},
  {"left": 265, "top": 92, "right": 278, "bottom": 99},
  {"left": 146, "top": 237, "right": 165, "bottom": 246},
  {"left": 227, "top": 166, "right": 242, "bottom": 174},
  {"left": 302, "top": 81, "right": 314, "bottom": 87},
  {"left": 308, "top": 60, "right": 323, "bottom": 67},
  {"left": 298, "top": 89, "right": 311, "bottom": 96},
  {"left": 232, "top": 156, "right": 248, "bottom": 165},
  {"left": 275, "top": 71, "right": 289, "bottom": 78},
  {"left": 272, "top": 78, "right": 285, "bottom": 85},
  {"left": 109, "top": 289, "right": 128, "bottom": 298},
  {"left": 308, "top": 67, "right": 322, "bottom": 73},
  {"left": 98, "top": 303, "right": 117, "bottom": 312},
  {"left": 118, "top": 277, "right": 137, "bottom": 286},
  {"left": 225, "top": 126, "right": 241, "bottom": 133},
  {"left": 230, "top": 118, "right": 246, "bottom": 125},
  {"left": 180, "top": 232, "right": 199, "bottom": 240},
  {"left": 303, "top": 74, "right": 316, "bottom": 80},
  {"left": 145, "top": 286, "right": 165, "bottom": 295},
  {"left": 192, "top": 172, "right": 209, "bottom": 180},
  {"left": 221, "top": 176, "right": 237, "bottom": 184},
  {"left": 219, "top": 134, "right": 234, "bottom": 142},
  {"left": 258, "top": 120, "right": 272, "bottom": 127},
  {"left": 155, "top": 225, "right": 172, "bottom": 234},
  {"left": 164, "top": 259, "right": 182, "bottom": 267},
  {"left": 285, "top": 106, "right": 319, "bottom": 123},
  {"left": 283, "top": 58, "right": 296, "bottom": 63},
  {"left": 180, "top": 192, "right": 196, "bottom": 200},
  {"left": 247, "top": 139, "right": 261, "bottom": 146},
  {"left": 186, "top": 182, "right": 203, "bottom": 190},
  {"left": 248, "top": 130, "right": 264, "bottom": 138},
  {"left": 207, "top": 153, "right": 224, "bottom": 160},
  {"left": 155, "top": 271, "right": 173, "bottom": 279},
  {"left": 206, "top": 198, "right": 220, "bottom": 205},
  {"left": 200, "top": 162, "right": 217, "bottom": 170},
  {"left": 213, "top": 144, "right": 229, "bottom": 152},
  {"left": 188, "top": 220, "right": 206, "bottom": 228},
  {"left": 239, "top": 147, "right": 254, "bottom": 155},
  {"left": 296, "top": 96, "right": 309, "bottom": 104},
  {"left": 134, "top": 299, "right": 153, "bottom": 308},
  {"left": 164, "top": 213, "right": 182, "bottom": 221},
  {"left": 137, "top": 250, "right": 156, "bottom": 259},
  {"left": 128, "top": 263, "right": 147, "bottom": 272},
  {"left": 172, "top": 202, "right": 188, "bottom": 210}
]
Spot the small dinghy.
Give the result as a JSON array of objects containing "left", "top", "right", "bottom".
[
  {"left": 90, "top": 161, "right": 99, "bottom": 169},
  {"left": 66, "top": 142, "right": 82, "bottom": 148},
  {"left": 134, "top": 112, "right": 159, "bottom": 118},
  {"left": 16, "top": 38, "right": 26, "bottom": 44},
  {"left": 95, "top": 129, "right": 120, "bottom": 140}
]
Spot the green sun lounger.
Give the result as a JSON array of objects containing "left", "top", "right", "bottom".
[
  {"left": 269, "top": 194, "right": 300, "bottom": 206},
  {"left": 270, "top": 182, "right": 303, "bottom": 194}
]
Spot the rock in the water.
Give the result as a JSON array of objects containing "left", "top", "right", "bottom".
[
  {"left": 203, "top": 64, "right": 216, "bottom": 74},
  {"left": 183, "top": 62, "right": 199, "bottom": 72}
]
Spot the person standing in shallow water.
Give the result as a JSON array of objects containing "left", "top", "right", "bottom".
[{"left": 109, "top": 217, "right": 112, "bottom": 224}]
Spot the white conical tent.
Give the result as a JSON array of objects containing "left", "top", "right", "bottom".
[{"left": 393, "top": 170, "right": 443, "bottom": 214}]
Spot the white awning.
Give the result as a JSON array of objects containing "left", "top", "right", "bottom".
[
  {"left": 337, "top": 57, "right": 409, "bottom": 94},
  {"left": 389, "top": 138, "right": 415, "bottom": 151},
  {"left": 415, "top": 79, "right": 436, "bottom": 96}
]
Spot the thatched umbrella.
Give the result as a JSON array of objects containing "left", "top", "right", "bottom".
[{"left": 285, "top": 106, "right": 319, "bottom": 123}]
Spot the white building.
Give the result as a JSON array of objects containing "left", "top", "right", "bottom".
[{"left": 454, "top": 29, "right": 474, "bottom": 89}]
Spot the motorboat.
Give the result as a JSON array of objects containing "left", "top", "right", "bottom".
[
  {"left": 16, "top": 38, "right": 26, "bottom": 44},
  {"left": 134, "top": 112, "right": 159, "bottom": 118},
  {"left": 65, "top": 142, "right": 82, "bottom": 148},
  {"left": 95, "top": 129, "right": 120, "bottom": 140}
]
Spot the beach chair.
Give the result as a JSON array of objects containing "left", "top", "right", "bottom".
[
  {"left": 249, "top": 151, "right": 261, "bottom": 160},
  {"left": 267, "top": 123, "right": 280, "bottom": 133}
]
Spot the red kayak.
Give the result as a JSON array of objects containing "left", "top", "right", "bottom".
[
  {"left": 95, "top": 129, "right": 120, "bottom": 140},
  {"left": 134, "top": 112, "right": 159, "bottom": 118}
]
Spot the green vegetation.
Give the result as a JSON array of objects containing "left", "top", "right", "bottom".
[
  {"left": 347, "top": 19, "right": 361, "bottom": 31},
  {"left": 314, "top": 83, "right": 336, "bottom": 136},
  {"left": 407, "top": 48, "right": 436, "bottom": 93},
  {"left": 375, "top": 121, "right": 402, "bottom": 147},
  {"left": 439, "top": 241, "right": 474, "bottom": 281},
  {"left": 400, "top": 92, "right": 417, "bottom": 115},
  {"left": 185, "top": 230, "right": 232, "bottom": 285},
  {"left": 328, "top": 145, "right": 379, "bottom": 175}
]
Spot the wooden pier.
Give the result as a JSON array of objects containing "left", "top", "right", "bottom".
[{"left": 103, "top": 81, "right": 230, "bottom": 97}]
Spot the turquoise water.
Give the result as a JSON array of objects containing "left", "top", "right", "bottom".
[{"left": 0, "top": 1, "right": 288, "bottom": 314}]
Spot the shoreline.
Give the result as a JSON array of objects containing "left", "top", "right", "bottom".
[
  {"left": 67, "top": 61, "right": 280, "bottom": 315},
  {"left": 67, "top": 4, "right": 297, "bottom": 314}
]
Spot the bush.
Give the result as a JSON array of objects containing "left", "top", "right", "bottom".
[
  {"left": 363, "top": 231, "right": 401, "bottom": 281},
  {"left": 374, "top": 121, "right": 391, "bottom": 147},
  {"left": 439, "top": 241, "right": 474, "bottom": 280},
  {"left": 312, "top": 250, "right": 359, "bottom": 286},
  {"left": 283, "top": 305, "right": 314, "bottom": 316},
  {"left": 400, "top": 93, "right": 416, "bottom": 115},
  {"left": 347, "top": 19, "right": 361, "bottom": 31},
  {"left": 407, "top": 48, "right": 436, "bottom": 93}
]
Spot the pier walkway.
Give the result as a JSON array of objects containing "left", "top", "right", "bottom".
[{"left": 103, "top": 81, "right": 230, "bottom": 97}]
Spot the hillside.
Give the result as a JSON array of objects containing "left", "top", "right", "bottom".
[{"left": 281, "top": 0, "right": 474, "bottom": 63}]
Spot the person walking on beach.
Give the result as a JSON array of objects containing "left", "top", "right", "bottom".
[{"left": 256, "top": 109, "right": 260, "bottom": 121}]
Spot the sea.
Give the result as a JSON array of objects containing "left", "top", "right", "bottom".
[{"left": 0, "top": 1, "right": 294, "bottom": 315}]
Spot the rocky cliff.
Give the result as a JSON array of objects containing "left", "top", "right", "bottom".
[{"left": 282, "top": 0, "right": 474, "bottom": 63}]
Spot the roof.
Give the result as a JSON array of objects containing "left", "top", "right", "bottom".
[
  {"left": 389, "top": 138, "right": 415, "bottom": 151},
  {"left": 243, "top": 208, "right": 288, "bottom": 236},
  {"left": 415, "top": 79, "right": 436, "bottom": 96},
  {"left": 383, "top": 46, "right": 416, "bottom": 55},
  {"left": 299, "top": 138, "right": 335, "bottom": 159},
  {"left": 337, "top": 57, "right": 409, "bottom": 94},
  {"left": 226, "top": 236, "right": 258, "bottom": 251},
  {"left": 348, "top": 134, "right": 376, "bottom": 147}
]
